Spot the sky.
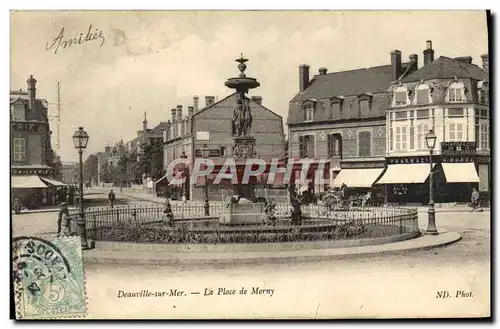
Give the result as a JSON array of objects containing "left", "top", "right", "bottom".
[{"left": 10, "top": 10, "right": 488, "bottom": 162}]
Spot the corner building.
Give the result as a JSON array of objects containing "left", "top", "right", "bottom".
[{"left": 376, "top": 41, "right": 490, "bottom": 204}]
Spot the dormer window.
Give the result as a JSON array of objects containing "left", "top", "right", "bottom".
[
  {"left": 303, "top": 99, "right": 316, "bottom": 122},
  {"left": 330, "top": 96, "right": 344, "bottom": 119},
  {"left": 11, "top": 103, "right": 25, "bottom": 121},
  {"left": 393, "top": 86, "right": 408, "bottom": 106},
  {"left": 358, "top": 93, "right": 373, "bottom": 117},
  {"left": 415, "top": 84, "right": 432, "bottom": 105},
  {"left": 477, "top": 80, "right": 489, "bottom": 104},
  {"left": 448, "top": 82, "right": 466, "bottom": 102}
]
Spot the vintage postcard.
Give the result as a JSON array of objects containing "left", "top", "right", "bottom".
[{"left": 10, "top": 10, "right": 491, "bottom": 319}]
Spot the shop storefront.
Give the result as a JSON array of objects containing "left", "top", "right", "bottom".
[
  {"left": 376, "top": 142, "right": 485, "bottom": 204},
  {"left": 11, "top": 166, "right": 66, "bottom": 209},
  {"left": 331, "top": 160, "right": 386, "bottom": 204}
]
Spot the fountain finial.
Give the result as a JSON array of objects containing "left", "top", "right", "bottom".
[{"left": 236, "top": 54, "right": 249, "bottom": 78}]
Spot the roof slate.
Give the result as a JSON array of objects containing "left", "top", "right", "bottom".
[
  {"left": 401, "top": 56, "right": 487, "bottom": 83},
  {"left": 291, "top": 63, "right": 411, "bottom": 102}
]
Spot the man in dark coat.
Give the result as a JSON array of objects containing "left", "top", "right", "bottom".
[{"left": 108, "top": 189, "right": 116, "bottom": 208}]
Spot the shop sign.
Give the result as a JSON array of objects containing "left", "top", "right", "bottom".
[
  {"left": 12, "top": 168, "right": 54, "bottom": 176},
  {"left": 442, "top": 156, "right": 475, "bottom": 163},
  {"left": 387, "top": 157, "right": 430, "bottom": 165},
  {"left": 476, "top": 156, "right": 490, "bottom": 164},
  {"left": 441, "top": 142, "right": 476, "bottom": 156},
  {"left": 341, "top": 162, "right": 385, "bottom": 169},
  {"left": 11, "top": 122, "right": 41, "bottom": 132}
]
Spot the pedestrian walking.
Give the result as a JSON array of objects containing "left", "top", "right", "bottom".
[
  {"left": 58, "top": 202, "right": 72, "bottom": 236},
  {"left": 13, "top": 198, "right": 21, "bottom": 214},
  {"left": 108, "top": 189, "right": 116, "bottom": 208},
  {"left": 470, "top": 188, "right": 481, "bottom": 212}
]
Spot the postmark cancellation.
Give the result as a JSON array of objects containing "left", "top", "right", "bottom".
[{"left": 12, "top": 236, "right": 87, "bottom": 319}]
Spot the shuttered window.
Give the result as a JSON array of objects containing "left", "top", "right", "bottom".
[{"left": 358, "top": 131, "right": 371, "bottom": 157}]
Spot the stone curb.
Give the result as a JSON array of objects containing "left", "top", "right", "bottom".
[{"left": 82, "top": 231, "right": 461, "bottom": 266}]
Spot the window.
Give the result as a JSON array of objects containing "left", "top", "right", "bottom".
[
  {"left": 416, "top": 109, "right": 430, "bottom": 119},
  {"left": 305, "top": 107, "right": 314, "bottom": 121},
  {"left": 395, "top": 127, "right": 401, "bottom": 151},
  {"left": 448, "top": 108, "right": 464, "bottom": 117},
  {"left": 417, "top": 124, "right": 430, "bottom": 150},
  {"left": 359, "top": 100, "right": 370, "bottom": 116},
  {"left": 327, "top": 134, "right": 342, "bottom": 157},
  {"left": 449, "top": 123, "right": 464, "bottom": 141},
  {"left": 13, "top": 137, "right": 26, "bottom": 162},
  {"left": 401, "top": 126, "right": 407, "bottom": 150},
  {"left": 480, "top": 109, "right": 489, "bottom": 118},
  {"left": 331, "top": 102, "right": 341, "bottom": 119},
  {"left": 394, "top": 86, "right": 408, "bottom": 106},
  {"left": 448, "top": 82, "right": 465, "bottom": 102},
  {"left": 481, "top": 124, "right": 489, "bottom": 150},
  {"left": 358, "top": 131, "right": 371, "bottom": 157},
  {"left": 299, "top": 135, "right": 315, "bottom": 158},
  {"left": 415, "top": 84, "right": 431, "bottom": 105},
  {"left": 410, "top": 119, "right": 415, "bottom": 150},
  {"left": 395, "top": 111, "right": 408, "bottom": 120},
  {"left": 220, "top": 147, "right": 226, "bottom": 157},
  {"left": 12, "top": 105, "right": 25, "bottom": 121}
]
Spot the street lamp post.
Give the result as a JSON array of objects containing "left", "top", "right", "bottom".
[
  {"left": 180, "top": 152, "right": 188, "bottom": 202},
  {"left": 425, "top": 129, "right": 438, "bottom": 235},
  {"left": 72, "top": 127, "right": 90, "bottom": 249},
  {"left": 201, "top": 144, "right": 210, "bottom": 216}
]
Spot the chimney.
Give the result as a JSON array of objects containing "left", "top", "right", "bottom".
[
  {"left": 409, "top": 54, "right": 418, "bottom": 70},
  {"left": 171, "top": 108, "right": 177, "bottom": 123},
  {"left": 205, "top": 96, "right": 215, "bottom": 107},
  {"left": 176, "top": 105, "right": 183, "bottom": 121},
  {"left": 299, "top": 64, "right": 310, "bottom": 92},
  {"left": 251, "top": 96, "right": 263, "bottom": 105},
  {"left": 454, "top": 56, "right": 473, "bottom": 64},
  {"left": 193, "top": 95, "right": 199, "bottom": 112},
  {"left": 390, "top": 50, "right": 402, "bottom": 81},
  {"left": 318, "top": 67, "right": 328, "bottom": 75},
  {"left": 423, "top": 40, "right": 434, "bottom": 66},
  {"left": 188, "top": 106, "right": 194, "bottom": 117},
  {"left": 26, "top": 75, "right": 37, "bottom": 111},
  {"left": 481, "top": 54, "right": 489, "bottom": 77}
]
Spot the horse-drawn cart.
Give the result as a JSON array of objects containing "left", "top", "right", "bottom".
[{"left": 322, "top": 184, "right": 372, "bottom": 211}]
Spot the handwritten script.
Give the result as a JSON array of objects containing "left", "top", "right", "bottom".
[{"left": 46, "top": 24, "right": 106, "bottom": 54}]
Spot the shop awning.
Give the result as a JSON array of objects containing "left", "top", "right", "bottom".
[
  {"left": 11, "top": 175, "right": 48, "bottom": 188},
  {"left": 40, "top": 177, "right": 67, "bottom": 186},
  {"left": 332, "top": 168, "right": 385, "bottom": 188},
  {"left": 442, "top": 163, "right": 480, "bottom": 183},
  {"left": 375, "top": 164, "right": 434, "bottom": 184}
]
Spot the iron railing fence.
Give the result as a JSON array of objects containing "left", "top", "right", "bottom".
[{"left": 71, "top": 204, "right": 419, "bottom": 244}]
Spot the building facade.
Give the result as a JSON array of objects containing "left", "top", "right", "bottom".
[
  {"left": 10, "top": 75, "right": 64, "bottom": 208},
  {"left": 376, "top": 41, "right": 490, "bottom": 204},
  {"left": 287, "top": 51, "right": 418, "bottom": 198},
  {"left": 162, "top": 94, "right": 285, "bottom": 200},
  {"left": 61, "top": 162, "right": 78, "bottom": 184}
]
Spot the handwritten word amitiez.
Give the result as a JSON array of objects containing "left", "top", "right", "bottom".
[{"left": 46, "top": 24, "right": 106, "bottom": 54}]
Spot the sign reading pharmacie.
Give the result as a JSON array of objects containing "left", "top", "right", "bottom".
[
  {"left": 11, "top": 167, "right": 55, "bottom": 176},
  {"left": 441, "top": 142, "right": 477, "bottom": 156}
]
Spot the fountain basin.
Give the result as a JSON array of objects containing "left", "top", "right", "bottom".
[{"left": 219, "top": 202, "right": 266, "bottom": 225}]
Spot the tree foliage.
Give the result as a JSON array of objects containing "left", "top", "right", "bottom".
[
  {"left": 138, "top": 138, "right": 164, "bottom": 181},
  {"left": 83, "top": 154, "right": 98, "bottom": 183}
]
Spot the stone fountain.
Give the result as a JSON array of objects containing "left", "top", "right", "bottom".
[{"left": 219, "top": 54, "right": 266, "bottom": 225}]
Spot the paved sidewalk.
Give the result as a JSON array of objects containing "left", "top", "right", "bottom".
[
  {"left": 12, "top": 207, "right": 78, "bottom": 215},
  {"left": 83, "top": 231, "right": 461, "bottom": 266}
]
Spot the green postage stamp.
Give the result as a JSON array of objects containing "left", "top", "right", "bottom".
[{"left": 12, "top": 236, "right": 87, "bottom": 319}]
